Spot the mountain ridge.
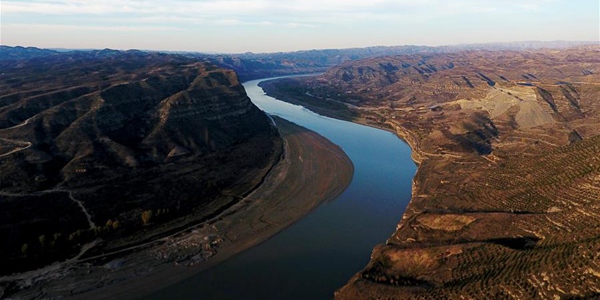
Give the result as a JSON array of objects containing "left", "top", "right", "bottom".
[
  {"left": 0, "top": 50, "right": 282, "bottom": 276},
  {"left": 3, "top": 41, "right": 597, "bottom": 81}
]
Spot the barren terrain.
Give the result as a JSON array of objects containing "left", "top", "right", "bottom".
[{"left": 263, "top": 46, "right": 600, "bottom": 299}]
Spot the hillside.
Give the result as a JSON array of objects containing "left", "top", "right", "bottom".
[
  {"left": 0, "top": 50, "right": 282, "bottom": 276},
  {"left": 261, "top": 46, "right": 600, "bottom": 299}
]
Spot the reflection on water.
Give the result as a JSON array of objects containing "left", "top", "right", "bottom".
[{"left": 150, "top": 76, "right": 416, "bottom": 300}]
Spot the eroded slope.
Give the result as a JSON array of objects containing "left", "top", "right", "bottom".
[{"left": 0, "top": 51, "right": 281, "bottom": 276}]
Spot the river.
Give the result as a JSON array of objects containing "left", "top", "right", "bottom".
[{"left": 149, "top": 76, "right": 416, "bottom": 299}]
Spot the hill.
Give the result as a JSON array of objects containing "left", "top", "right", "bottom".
[
  {"left": 261, "top": 46, "right": 600, "bottom": 299},
  {"left": 0, "top": 50, "right": 282, "bottom": 276},
  {"left": 0, "top": 45, "right": 59, "bottom": 61}
]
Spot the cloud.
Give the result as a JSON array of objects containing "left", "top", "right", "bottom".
[
  {"left": 3, "top": 0, "right": 564, "bottom": 29},
  {"left": 4, "top": 23, "right": 181, "bottom": 32},
  {"left": 3, "top": 0, "right": 595, "bottom": 52},
  {"left": 4, "top": 0, "right": 591, "bottom": 34}
]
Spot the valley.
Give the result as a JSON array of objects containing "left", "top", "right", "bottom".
[
  {"left": 2, "top": 0, "right": 598, "bottom": 297},
  {"left": 1, "top": 43, "right": 600, "bottom": 299}
]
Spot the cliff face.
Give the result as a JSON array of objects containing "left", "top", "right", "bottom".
[{"left": 0, "top": 51, "right": 282, "bottom": 273}]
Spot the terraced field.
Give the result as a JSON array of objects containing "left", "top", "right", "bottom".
[{"left": 381, "top": 136, "right": 600, "bottom": 299}]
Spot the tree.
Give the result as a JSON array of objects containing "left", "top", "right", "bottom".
[
  {"left": 21, "top": 243, "right": 29, "bottom": 256},
  {"left": 52, "top": 232, "right": 63, "bottom": 248},
  {"left": 141, "top": 210, "right": 153, "bottom": 225},
  {"left": 38, "top": 234, "right": 46, "bottom": 248}
]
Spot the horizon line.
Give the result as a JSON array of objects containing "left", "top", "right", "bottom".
[{"left": 2, "top": 39, "right": 598, "bottom": 56}]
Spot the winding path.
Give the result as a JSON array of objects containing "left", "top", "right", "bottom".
[
  {"left": 0, "top": 116, "right": 35, "bottom": 157},
  {"left": 0, "top": 189, "right": 96, "bottom": 230},
  {"left": 0, "top": 138, "right": 32, "bottom": 158},
  {"left": 63, "top": 190, "right": 96, "bottom": 229},
  {"left": 0, "top": 108, "right": 97, "bottom": 229}
]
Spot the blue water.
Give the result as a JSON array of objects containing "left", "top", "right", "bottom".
[{"left": 149, "top": 76, "right": 416, "bottom": 300}]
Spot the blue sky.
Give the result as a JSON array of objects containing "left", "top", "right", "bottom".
[{"left": 1, "top": 0, "right": 599, "bottom": 53}]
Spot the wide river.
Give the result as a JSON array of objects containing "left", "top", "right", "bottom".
[{"left": 150, "top": 76, "right": 416, "bottom": 299}]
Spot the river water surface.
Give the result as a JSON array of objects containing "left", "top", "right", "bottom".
[{"left": 150, "top": 76, "right": 416, "bottom": 299}]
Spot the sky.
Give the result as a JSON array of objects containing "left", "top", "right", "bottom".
[{"left": 1, "top": 0, "right": 599, "bottom": 53}]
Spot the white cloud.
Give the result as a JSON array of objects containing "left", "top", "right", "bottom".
[
  {"left": 2, "top": 0, "right": 560, "bottom": 23},
  {"left": 4, "top": 23, "right": 181, "bottom": 32},
  {"left": 2, "top": 0, "right": 596, "bottom": 52}
]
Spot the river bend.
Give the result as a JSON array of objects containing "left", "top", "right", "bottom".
[{"left": 150, "top": 76, "right": 416, "bottom": 299}]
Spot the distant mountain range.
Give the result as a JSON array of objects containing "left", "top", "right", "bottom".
[{"left": 2, "top": 41, "right": 597, "bottom": 81}]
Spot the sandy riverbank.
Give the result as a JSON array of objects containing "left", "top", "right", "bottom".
[{"left": 2, "top": 118, "right": 354, "bottom": 300}]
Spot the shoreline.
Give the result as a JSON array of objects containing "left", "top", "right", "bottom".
[
  {"left": 258, "top": 78, "right": 431, "bottom": 293},
  {"left": 258, "top": 78, "right": 425, "bottom": 165},
  {"left": 2, "top": 118, "right": 354, "bottom": 300}
]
